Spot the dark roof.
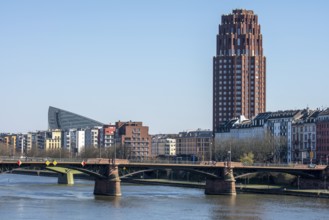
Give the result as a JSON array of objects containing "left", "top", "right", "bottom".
[
  {"left": 318, "top": 108, "right": 329, "bottom": 116},
  {"left": 268, "top": 110, "right": 301, "bottom": 119},
  {"left": 178, "top": 130, "right": 212, "bottom": 138}
]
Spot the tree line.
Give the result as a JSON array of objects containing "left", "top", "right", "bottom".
[
  {"left": 0, "top": 142, "right": 131, "bottom": 160},
  {"left": 212, "top": 134, "right": 288, "bottom": 164}
]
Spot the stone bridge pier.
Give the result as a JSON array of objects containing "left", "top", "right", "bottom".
[
  {"left": 205, "top": 162, "right": 236, "bottom": 195},
  {"left": 94, "top": 165, "right": 122, "bottom": 196}
]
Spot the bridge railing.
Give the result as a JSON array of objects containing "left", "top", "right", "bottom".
[
  {"left": 249, "top": 163, "right": 324, "bottom": 169},
  {"left": 128, "top": 158, "right": 201, "bottom": 165},
  {"left": 252, "top": 163, "right": 296, "bottom": 167},
  {"left": 0, "top": 156, "right": 84, "bottom": 163}
]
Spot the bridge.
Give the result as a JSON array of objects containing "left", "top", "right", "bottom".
[{"left": 0, "top": 158, "right": 327, "bottom": 196}]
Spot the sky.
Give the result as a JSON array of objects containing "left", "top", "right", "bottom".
[{"left": 1, "top": 0, "right": 328, "bottom": 134}]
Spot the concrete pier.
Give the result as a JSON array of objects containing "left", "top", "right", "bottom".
[
  {"left": 58, "top": 172, "right": 74, "bottom": 185},
  {"left": 94, "top": 165, "right": 122, "bottom": 196},
  {"left": 205, "top": 164, "right": 236, "bottom": 195}
]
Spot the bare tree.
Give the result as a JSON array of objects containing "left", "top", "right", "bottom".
[
  {"left": 0, "top": 142, "right": 8, "bottom": 156},
  {"left": 214, "top": 132, "right": 288, "bottom": 164}
]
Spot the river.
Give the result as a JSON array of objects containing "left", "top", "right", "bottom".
[{"left": 0, "top": 174, "right": 328, "bottom": 220}]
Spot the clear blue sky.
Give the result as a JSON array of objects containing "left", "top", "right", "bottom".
[{"left": 1, "top": 0, "right": 328, "bottom": 134}]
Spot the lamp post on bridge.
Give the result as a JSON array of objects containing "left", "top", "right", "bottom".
[
  {"left": 228, "top": 144, "right": 232, "bottom": 167},
  {"left": 114, "top": 140, "right": 116, "bottom": 165}
]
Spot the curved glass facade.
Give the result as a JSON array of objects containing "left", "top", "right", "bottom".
[{"left": 48, "top": 106, "right": 104, "bottom": 130}]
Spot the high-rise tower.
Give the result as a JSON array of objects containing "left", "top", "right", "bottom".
[{"left": 213, "top": 9, "right": 266, "bottom": 132}]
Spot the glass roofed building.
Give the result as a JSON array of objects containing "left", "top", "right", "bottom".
[{"left": 48, "top": 106, "right": 104, "bottom": 130}]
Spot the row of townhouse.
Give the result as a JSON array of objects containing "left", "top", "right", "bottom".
[
  {"left": 151, "top": 129, "right": 213, "bottom": 161},
  {"left": 215, "top": 108, "right": 329, "bottom": 164},
  {"left": 1, "top": 121, "right": 151, "bottom": 158}
]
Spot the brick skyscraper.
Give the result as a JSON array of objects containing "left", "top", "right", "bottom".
[{"left": 213, "top": 9, "right": 266, "bottom": 132}]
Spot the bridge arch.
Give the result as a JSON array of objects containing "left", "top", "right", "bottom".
[{"left": 119, "top": 167, "right": 220, "bottom": 179}]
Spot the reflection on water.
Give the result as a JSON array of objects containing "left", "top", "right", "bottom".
[{"left": 0, "top": 174, "right": 328, "bottom": 220}]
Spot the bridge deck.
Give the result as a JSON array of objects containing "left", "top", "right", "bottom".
[{"left": 0, "top": 160, "right": 327, "bottom": 171}]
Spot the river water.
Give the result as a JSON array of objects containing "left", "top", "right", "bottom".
[{"left": 0, "top": 174, "right": 328, "bottom": 220}]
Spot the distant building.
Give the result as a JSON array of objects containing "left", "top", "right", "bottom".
[
  {"left": 26, "top": 131, "right": 47, "bottom": 153},
  {"left": 213, "top": 9, "right": 266, "bottom": 133},
  {"left": 100, "top": 125, "right": 116, "bottom": 148},
  {"left": 63, "top": 129, "right": 77, "bottom": 154},
  {"left": 45, "top": 129, "right": 63, "bottom": 151},
  {"left": 215, "top": 114, "right": 269, "bottom": 141},
  {"left": 115, "top": 121, "right": 151, "bottom": 159},
  {"left": 215, "top": 109, "right": 323, "bottom": 163},
  {"left": 316, "top": 108, "right": 329, "bottom": 164},
  {"left": 292, "top": 109, "right": 320, "bottom": 163},
  {"left": 176, "top": 129, "right": 212, "bottom": 160},
  {"left": 48, "top": 106, "right": 104, "bottom": 130},
  {"left": 151, "top": 134, "right": 166, "bottom": 156},
  {"left": 85, "top": 127, "right": 101, "bottom": 147},
  {"left": 151, "top": 134, "right": 177, "bottom": 157},
  {"left": 165, "top": 138, "right": 176, "bottom": 156},
  {"left": 2, "top": 134, "right": 17, "bottom": 156},
  {"left": 76, "top": 130, "right": 85, "bottom": 154}
]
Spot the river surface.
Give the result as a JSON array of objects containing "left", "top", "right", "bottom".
[{"left": 0, "top": 174, "right": 328, "bottom": 220}]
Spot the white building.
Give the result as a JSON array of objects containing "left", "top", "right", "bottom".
[
  {"left": 165, "top": 138, "right": 176, "bottom": 156},
  {"left": 215, "top": 114, "right": 270, "bottom": 143},
  {"left": 152, "top": 134, "right": 177, "bottom": 157},
  {"left": 292, "top": 109, "right": 321, "bottom": 163},
  {"left": 76, "top": 130, "right": 85, "bottom": 154},
  {"left": 267, "top": 110, "right": 303, "bottom": 163}
]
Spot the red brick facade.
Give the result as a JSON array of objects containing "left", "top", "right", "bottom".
[
  {"left": 115, "top": 121, "right": 151, "bottom": 159},
  {"left": 316, "top": 109, "right": 329, "bottom": 164},
  {"left": 213, "top": 9, "right": 266, "bottom": 132}
]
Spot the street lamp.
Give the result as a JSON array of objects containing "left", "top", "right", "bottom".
[
  {"left": 228, "top": 144, "right": 232, "bottom": 163},
  {"left": 114, "top": 141, "right": 116, "bottom": 164},
  {"left": 228, "top": 145, "right": 232, "bottom": 167}
]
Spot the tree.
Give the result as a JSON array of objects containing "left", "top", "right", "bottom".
[
  {"left": 214, "top": 131, "right": 288, "bottom": 163},
  {"left": 240, "top": 152, "right": 254, "bottom": 165},
  {"left": 79, "top": 146, "right": 99, "bottom": 159},
  {"left": 0, "top": 142, "right": 8, "bottom": 156}
]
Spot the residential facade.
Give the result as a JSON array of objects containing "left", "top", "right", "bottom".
[
  {"left": 115, "top": 121, "right": 151, "bottom": 159},
  {"left": 101, "top": 125, "right": 116, "bottom": 148},
  {"left": 176, "top": 129, "right": 212, "bottom": 161},
  {"left": 316, "top": 108, "right": 329, "bottom": 164},
  {"left": 45, "top": 129, "right": 63, "bottom": 151},
  {"left": 292, "top": 109, "right": 320, "bottom": 163},
  {"left": 151, "top": 134, "right": 177, "bottom": 157},
  {"left": 215, "top": 114, "right": 269, "bottom": 141}
]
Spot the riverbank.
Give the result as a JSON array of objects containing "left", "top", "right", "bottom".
[{"left": 9, "top": 169, "right": 329, "bottom": 198}]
